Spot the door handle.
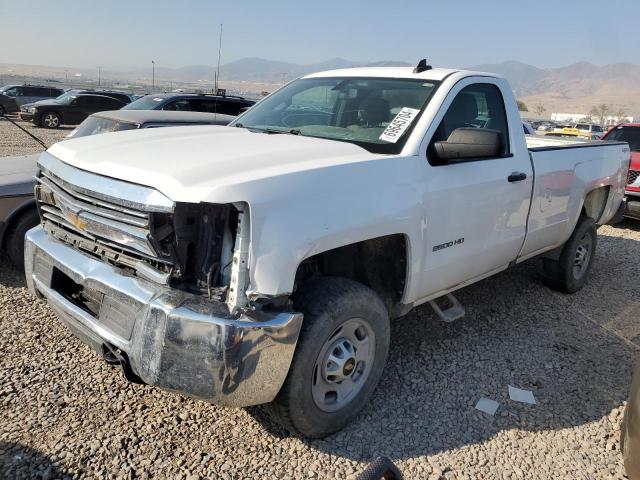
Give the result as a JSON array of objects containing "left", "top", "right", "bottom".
[{"left": 508, "top": 172, "right": 527, "bottom": 182}]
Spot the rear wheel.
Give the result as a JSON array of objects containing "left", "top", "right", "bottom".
[
  {"left": 5, "top": 207, "right": 40, "bottom": 269},
  {"left": 267, "top": 277, "right": 390, "bottom": 438},
  {"left": 42, "top": 111, "right": 61, "bottom": 128},
  {"left": 542, "top": 215, "right": 597, "bottom": 293}
]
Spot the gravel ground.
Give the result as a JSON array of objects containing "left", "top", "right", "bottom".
[
  {"left": 0, "top": 117, "right": 71, "bottom": 155},
  {"left": 1, "top": 125, "right": 639, "bottom": 479}
]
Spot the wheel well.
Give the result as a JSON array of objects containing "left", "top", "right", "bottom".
[
  {"left": 294, "top": 234, "right": 408, "bottom": 317},
  {"left": 582, "top": 186, "right": 610, "bottom": 223}
]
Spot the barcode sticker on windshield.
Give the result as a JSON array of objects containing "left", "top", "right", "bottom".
[{"left": 379, "top": 107, "right": 421, "bottom": 143}]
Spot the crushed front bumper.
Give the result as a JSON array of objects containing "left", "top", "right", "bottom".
[{"left": 24, "top": 226, "right": 303, "bottom": 407}]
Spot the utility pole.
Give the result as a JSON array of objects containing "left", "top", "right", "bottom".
[
  {"left": 98, "top": 66, "right": 101, "bottom": 86},
  {"left": 152, "top": 60, "right": 155, "bottom": 90},
  {"left": 215, "top": 23, "right": 223, "bottom": 92}
]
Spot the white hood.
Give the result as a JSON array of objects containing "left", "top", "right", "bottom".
[
  {"left": 0, "top": 153, "right": 40, "bottom": 186},
  {"left": 46, "top": 126, "right": 377, "bottom": 203}
]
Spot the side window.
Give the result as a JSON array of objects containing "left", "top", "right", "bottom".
[
  {"left": 428, "top": 83, "right": 510, "bottom": 164},
  {"left": 191, "top": 99, "right": 217, "bottom": 113},
  {"left": 99, "top": 97, "right": 123, "bottom": 109},
  {"left": 13, "top": 87, "right": 25, "bottom": 97},
  {"left": 163, "top": 99, "right": 192, "bottom": 111},
  {"left": 215, "top": 100, "right": 240, "bottom": 115}
]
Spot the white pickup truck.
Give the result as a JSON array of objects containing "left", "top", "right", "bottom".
[{"left": 24, "top": 62, "right": 630, "bottom": 438}]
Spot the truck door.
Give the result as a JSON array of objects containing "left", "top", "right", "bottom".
[{"left": 419, "top": 81, "right": 533, "bottom": 297}]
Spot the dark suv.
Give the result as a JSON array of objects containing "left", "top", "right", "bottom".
[
  {"left": 123, "top": 93, "right": 255, "bottom": 116},
  {"left": 0, "top": 84, "right": 64, "bottom": 114},
  {"left": 28, "top": 92, "right": 130, "bottom": 128}
]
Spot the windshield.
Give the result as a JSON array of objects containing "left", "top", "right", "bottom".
[
  {"left": 233, "top": 77, "right": 440, "bottom": 154},
  {"left": 67, "top": 116, "right": 138, "bottom": 139},
  {"left": 123, "top": 95, "right": 165, "bottom": 110},
  {"left": 605, "top": 126, "right": 640, "bottom": 151}
]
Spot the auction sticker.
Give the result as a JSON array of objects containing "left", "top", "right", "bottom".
[{"left": 379, "top": 107, "right": 421, "bottom": 143}]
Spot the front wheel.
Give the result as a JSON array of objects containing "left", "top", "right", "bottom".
[
  {"left": 268, "top": 277, "right": 390, "bottom": 438},
  {"left": 41, "top": 111, "right": 61, "bottom": 128},
  {"left": 542, "top": 215, "right": 597, "bottom": 293}
]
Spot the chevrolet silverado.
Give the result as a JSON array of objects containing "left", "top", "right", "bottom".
[{"left": 24, "top": 62, "right": 630, "bottom": 438}]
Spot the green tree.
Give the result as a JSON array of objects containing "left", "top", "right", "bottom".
[{"left": 516, "top": 100, "right": 528, "bottom": 112}]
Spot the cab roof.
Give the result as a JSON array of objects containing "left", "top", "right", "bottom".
[{"left": 303, "top": 67, "right": 500, "bottom": 82}]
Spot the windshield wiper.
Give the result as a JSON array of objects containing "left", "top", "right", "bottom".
[{"left": 261, "top": 127, "right": 302, "bottom": 135}]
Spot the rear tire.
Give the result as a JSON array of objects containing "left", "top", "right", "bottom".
[
  {"left": 542, "top": 215, "right": 597, "bottom": 293},
  {"left": 5, "top": 208, "right": 40, "bottom": 269},
  {"left": 41, "top": 111, "right": 61, "bottom": 129},
  {"left": 267, "top": 277, "right": 390, "bottom": 438}
]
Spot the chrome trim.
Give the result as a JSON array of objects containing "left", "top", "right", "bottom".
[
  {"left": 37, "top": 174, "right": 148, "bottom": 226},
  {"left": 38, "top": 152, "right": 174, "bottom": 213},
  {"left": 25, "top": 226, "right": 303, "bottom": 407}
]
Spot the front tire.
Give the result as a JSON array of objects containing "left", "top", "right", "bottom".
[
  {"left": 41, "top": 111, "right": 61, "bottom": 128},
  {"left": 542, "top": 215, "right": 597, "bottom": 293},
  {"left": 268, "top": 277, "right": 390, "bottom": 438}
]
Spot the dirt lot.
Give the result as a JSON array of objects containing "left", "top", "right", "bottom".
[{"left": 0, "top": 119, "right": 638, "bottom": 479}]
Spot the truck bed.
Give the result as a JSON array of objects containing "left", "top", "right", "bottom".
[{"left": 526, "top": 135, "right": 626, "bottom": 151}]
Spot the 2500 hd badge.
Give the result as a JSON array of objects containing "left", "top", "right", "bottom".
[{"left": 433, "top": 237, "right": 465, "bottom": 252}]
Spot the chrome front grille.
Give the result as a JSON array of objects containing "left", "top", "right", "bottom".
[
  {"left": 36, "top": 153, "right": 175, "bottom": 269},
  {"left": 629, "top": 169, "right": 639, "bottom": 185}
]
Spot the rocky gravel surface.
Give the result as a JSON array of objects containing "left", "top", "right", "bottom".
[
  {"left": 0, "top": 117, "right": 70, "bottom": 155},
  {"left": 1, "top": 127, "right": 639, "bottom": 478}
]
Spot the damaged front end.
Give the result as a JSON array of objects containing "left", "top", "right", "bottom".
[
  {"left": 36, "top": 152, "right": 253, "bottom": 312},
  {"left": 28, "top": 154, "right": 302, "bottom": 406},
  {"left": 150, "top": 201, "right": 250, "bottom": 311}
]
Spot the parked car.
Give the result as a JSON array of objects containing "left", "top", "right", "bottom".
[
  {"left": 601, "top": 123, "right": 640, "bottom": 220},
  {"left": 123, "top": 93, "right": 255, "bottom": 116},
  {"left": 622, "top": 359, "right": 640, "bottom": 479},
  {"left": 19, "top": 89, "right": 93, "bottom": 121},
  {"left": 574, "top": 123, "right": 604, "bottom": 138},
  {"left": 66, "top": 109, "right": 236, "bottom": 139},
  {"left": 26, "top": 93, "right": 129, "bottom": 128},
  {"left": 0, "top": 93, "right": 18, "bottom": 116},
  {"left": 25, "top": 63, "right": 629, "bottom": 438},
  {"left": 0, "top": 85, "right": 64, "bottom": 114},
  {"left": 536, "top": 121, "right": 557, "bottom": 132},
  {"left": 0, "top": 154, "right": 40, "bottom": 267}
]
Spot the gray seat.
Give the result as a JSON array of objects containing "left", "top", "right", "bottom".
[{"left": 358, "top": 96, "right": 390, "bottom": 127}]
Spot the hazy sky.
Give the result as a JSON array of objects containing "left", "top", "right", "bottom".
[{"left": 1, "top": 0, "right": 636, "bottom": 69}]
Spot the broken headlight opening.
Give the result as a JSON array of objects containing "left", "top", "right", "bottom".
[{"left": 151, "top": 202, "right": 247, "bottom": 306}]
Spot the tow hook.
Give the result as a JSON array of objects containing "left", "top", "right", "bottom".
[{"left": 102, "top": 343, "right": 145, "bottom": 384}]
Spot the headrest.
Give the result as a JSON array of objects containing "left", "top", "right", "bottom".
[{"left": 359, "top": 96, "right": 390, "bottom": 126}]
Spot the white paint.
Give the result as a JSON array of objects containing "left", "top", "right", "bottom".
[{"left": 43, "top": 68, "right": 630, "bottom": 303}]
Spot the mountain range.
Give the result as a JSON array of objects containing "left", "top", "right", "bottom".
[{"left": 1, "top": 58, "right": 639, "bottom": 115}]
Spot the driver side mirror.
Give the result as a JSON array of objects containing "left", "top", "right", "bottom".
[{"left": 433, "top": 127, "right": 503, "bottom": 162}]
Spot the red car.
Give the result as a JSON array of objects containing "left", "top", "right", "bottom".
[{"left": 602, "top": 124, "right": 640, "bottom": 220}]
